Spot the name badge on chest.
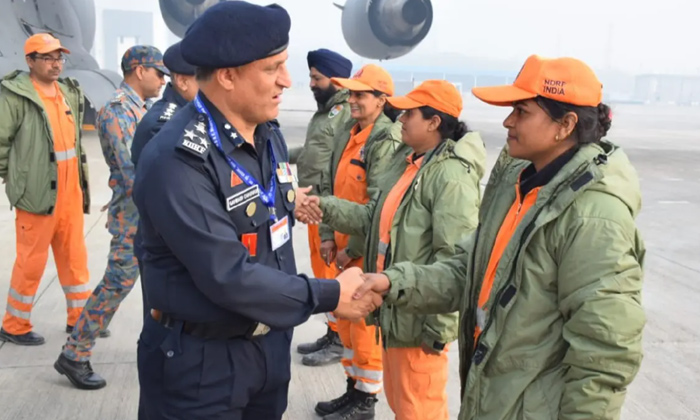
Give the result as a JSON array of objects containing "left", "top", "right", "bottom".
[{"left": 270, "top": 216, "right": 291, "bottom": 251}]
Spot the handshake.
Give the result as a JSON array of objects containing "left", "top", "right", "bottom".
[
  {"left": 292, "top": 187, "right": 391, "bottom": 320},
  {"left": 294, "top": 186, "right": 322, "bottom": 225},
  {"left": 333, "top": 267, "right": 392, "bottom": 321}
]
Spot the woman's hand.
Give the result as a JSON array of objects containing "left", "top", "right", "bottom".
[{"left": 294, "top": 186, "right": 323, "bottom": 224}]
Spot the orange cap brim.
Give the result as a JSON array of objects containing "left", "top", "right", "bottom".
[
  {"left": 386, "top": 95, "right": 423, "bottom": 110},
  {"left": 331, "top": 77, "right": 373, "bottom": 92},
  {"left": 472, "top": 85, "right": 536, "bottom": 106},
  {"left": 33, "top": 46, "right": 71, "bottom": 55}
]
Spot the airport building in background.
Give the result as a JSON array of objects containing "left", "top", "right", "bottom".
[
  {"left": 92, "top": 0, "right": 178, "bottom": 74},
  {"left": 633, "top": 74, "right": 700, "bottom": 105}
]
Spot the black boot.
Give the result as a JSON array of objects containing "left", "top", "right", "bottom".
[
  {"left": 297, "top": 326, "right": 335, "bottom": 355},
  {"left": 0, "top": 328, "right": 45, "bottom": 346},
  {"left": 54, "top": 353, "right": 107, "bottom": 390},
  {"left": 301, "top": 330, "right": 343, "bottom": 366},
  {"left": 323, "top": 389, "right": 377, "bottom": 420},
  {"left": 315, "top": 377, "right": 355, "bottom": 416}
]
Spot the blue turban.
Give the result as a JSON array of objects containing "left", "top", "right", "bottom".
[{"left": 307, "top": 49, "right": 352, "bottom": 79}]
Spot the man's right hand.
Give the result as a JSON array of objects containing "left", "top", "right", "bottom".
[
  {"left": 334, "top": 267, "right": 383, "bottom": 321},
  {"left": 294, "top": 186, "right": 323, "bottom": 224},
  {"left": 320, "top": 240, "right": 337, "bottom": 266}
]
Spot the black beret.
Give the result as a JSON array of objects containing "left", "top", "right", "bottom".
[
  {"left": 163, "top": 41, "right": 196, "bottom": 75},
  {"left": 181, "top": 1, "right": 291, "bottom": 69}
]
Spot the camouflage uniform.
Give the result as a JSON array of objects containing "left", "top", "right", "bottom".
[{"left": 62, "top": 47, "right": 167, "bottom": 362}]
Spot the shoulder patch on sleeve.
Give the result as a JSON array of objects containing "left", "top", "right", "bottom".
[
  {"left": 328, "top": 104, "right": 343, "bottom": 118},
  {"left": 158, "top": 103, "right": 179, "bottom": 122},
  {"left": 176, "top": 118, "right": 211, "bottom": 159}
]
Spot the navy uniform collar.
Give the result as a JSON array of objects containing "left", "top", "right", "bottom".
[
  {"left": 198, "top": 93, "right": 274, "bottom": 150},
  {"left": 162, "top": 83, "right": 189, "bottom": 107}
]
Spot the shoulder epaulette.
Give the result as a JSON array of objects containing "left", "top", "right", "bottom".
[
  {"left": 109, "top": 91, "right": 126, "bottom": 106},
  {"left": 175, "top": 117, "right": 210, "bottom": 160},
  {"left": 158, "top": 102, "right": 179, "bottom": 122}
]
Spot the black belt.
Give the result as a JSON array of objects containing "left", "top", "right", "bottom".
[{"left": 151, "top": 310, "right": 270, "bottom": 340}]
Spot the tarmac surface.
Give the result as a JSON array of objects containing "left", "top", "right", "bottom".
[{"left": 0, "top": 89, "right": 698, "bottom": 419}]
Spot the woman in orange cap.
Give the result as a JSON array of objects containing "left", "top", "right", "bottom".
[
  {"left": 309, "top": 63, "right": 402, "bottom": 420},
  {"left": 297, "top": 80, "right": 487, "bottom": 420},
  {"left": 352, "top": 55, "right": 646, "bottom": 420}
]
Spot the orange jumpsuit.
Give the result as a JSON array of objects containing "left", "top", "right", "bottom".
[
  {"left": 334, "top": 123, "right": 383, "bottom": 395},
  {"left": 307, "top": 223, "right": 340, "bottom": 330},
  {"left": 3, "top": 81, "right": 91, "bottom": 335},
  {"left": 376, "top": 155, "right": 450, "bottom": 420}
]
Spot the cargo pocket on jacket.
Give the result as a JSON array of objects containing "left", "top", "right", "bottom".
[
  {"left": 522, "top": 378, "right": 554, "bottom": 420},
  {"left": 390, "top": 308, "right": 424, "bottom": 344},
  {"left": 7, "top": 174, "right": 27, "bottom": 207}
]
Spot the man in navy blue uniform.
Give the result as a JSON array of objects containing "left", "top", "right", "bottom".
[
  {"left": 131, "top": 41, "right": 198, "bottom": 322},
  {"left": 133, "top": 2, "right": 381, "bottom": 419}
]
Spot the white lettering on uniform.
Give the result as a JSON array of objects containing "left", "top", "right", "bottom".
[
  {"left": 183, "top": 139, "right": 207, "bottom": 154},
  {"left": 226, "top": 185, "right": 260, "bottom": 211}
]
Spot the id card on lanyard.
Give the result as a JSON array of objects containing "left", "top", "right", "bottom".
[{"left": 193, "top": 95, "right": 290, "bottom": 250}]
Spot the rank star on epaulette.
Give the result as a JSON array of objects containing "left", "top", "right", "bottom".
[
  {"left": 183, "top": 129, "right": 209, "bottom": 154},
  {"left": 194, "top": 122, "right": 207, "bottom": 134},
  {"left": 158, "top": 103, "right": 179, "bottom": 122}
]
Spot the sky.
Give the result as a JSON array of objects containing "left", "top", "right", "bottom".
[
  {"left": 95, "top": 0, "right": 698, "bottom": 76},
  {"left": 246, "top": 0, "right": 699, "bottom": 75}
]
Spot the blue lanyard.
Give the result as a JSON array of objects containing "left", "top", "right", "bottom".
[{"left": 193, "top": 95, "right": 277, "bottom": 221}]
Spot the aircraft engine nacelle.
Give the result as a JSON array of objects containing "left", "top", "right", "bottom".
[
  {"left": 340, "top": 0, "right": 433, "bottom": 60},
  {"left": 159, "top": 0, "right": 224, "bottom": 38}
]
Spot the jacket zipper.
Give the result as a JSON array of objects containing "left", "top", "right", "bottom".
[{"left": 468, "top": 162, "right": 593, "bottom": 387}]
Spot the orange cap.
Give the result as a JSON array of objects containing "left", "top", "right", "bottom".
[
  {"left": 24, "top": 33, "right": 70, "bottom": 56},
  {"left": 472, "top": 55, "right": 602, "bottom": 107},
  {"left": 387, "top": 80, "right": 462, "bottom": 118},
  {"left": 331, "top": 64, "right": 394, "bottom": 96}
]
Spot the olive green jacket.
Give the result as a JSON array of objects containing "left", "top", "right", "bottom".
[
  {"left": 321, "top": 132, "right": 486, "bottom": 348},
  {"left": 289, "top": 89, "right": 352, "bottom": 195},
  {"left": 0, "top": 70, "right": 90, "bottom": 214},
  {"left": 384, "top": 141, "right": 646, "bottom": 420},
  {"left": 319, "top": 113, "right": 402, "bottom": 259}
]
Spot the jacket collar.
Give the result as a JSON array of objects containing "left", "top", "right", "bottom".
[
  {"left": 512, "top": 141, "right": 620, "bottom": 227},
  {"left": 198, "top": 92, "right": 274, "bottom": 152},
  {"left": 119, "top": 81, "right": 146, "bottom": 110},
  {"left": 323, "top": 88, "right": 349, "bottom": 111},
  {"left": 519, "top": 145, "right": 580, "bottom": 199},
  {"left": 162, "top": 83, "right": 188, "bottom": 108}
]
